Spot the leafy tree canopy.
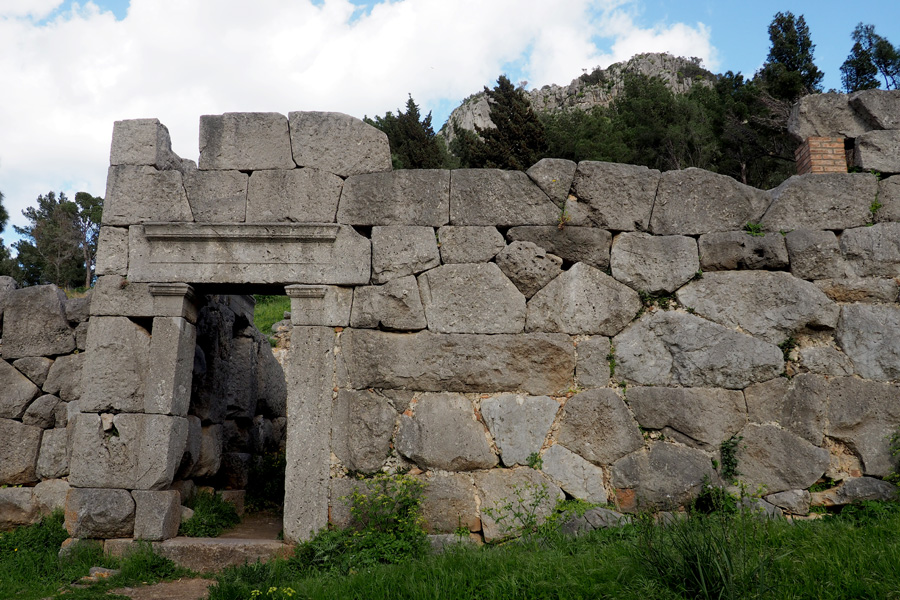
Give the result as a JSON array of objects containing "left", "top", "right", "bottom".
[
  {"left": 843, "top": 23, "right": 900, "bottom": 91},
  {"left": 758, "top": 12, "right": 823, "bottom": 101},
  {"left": 365, "top": 95, "right": 453, "bottom": 169}
]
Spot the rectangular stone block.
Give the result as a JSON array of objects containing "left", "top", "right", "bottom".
[
  {"left": 337, "top": 170, "right": 450, "bottom": 226},
  {"left": 199, "top": 112, "right": 295, "bottom": 170},
  {"left": 90, "top": 275, "right": 156, "bottom": 317},
  {"left": 110, "top": 118, "right": 183, "bottom": 170},
  {"left": 854, "top": 130, "right": 900, "bottom": 174},
  {"left": 342, "top": 330, "right": 575, "bottom": 395},
  {"left": 103, "top": 165, "right": 193, "bottom": 226},
  {"left": 37, "top": 428, "right": 70, "bottom": 480},
  {"left": 1, "top": 285, "right": 75, "bottom": 360},
  {"left": 65, "top": 488, "right": 135, "bottom": 539},
  {"left": 183, "top": 169, "right": 249, "bottom": 222},
  {"left": 289, "top": 111, "right": 391, "bottom": 177},
  {"left": 0, "top": 418, "right": 41, "bottom": 485},
  {"left": 127, "top": 223, "right": 371, "bottom": 285},
  {"left": 146, "top": 317, "right": 196, "bottom": 416},
  {"left": 80, "top": 316, "right": 150, "bottom": 413},
  {"left": 149, "top": 283, "right": 198, "bottom": 323},
  {"left": 133, "top": 490, "right": 181, "bottom": 541},
  {"left": 247, "top": 168, "right": 343, "bottom": 223},
  {"left": 450, "top": 169, "right": 559, "bottom": 226},
  {"left": 96, "top": 226, "right": 130, "bottom": 276},
  {"left": 286, "top": 285, "right": 352, "bottom": 326}
]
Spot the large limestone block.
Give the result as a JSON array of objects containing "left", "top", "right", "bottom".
[
  {"left": 494, "top": 241, "right": 562, "bottom": 298},
  {"left": 90, "top": 276, "right": 155, "bottom": 317},
  {"left": 372, "top": 226, "right": 440, "bottom": 284},
  {"left": 815, "top": 274, "right": 899, "bottom": 303},
  {"left": 745, "top": 374, "right": 827, "bottom": 445},
  {"left": 524, "top": 158, "right": 575, "bottom": 205},
  {"left": 289, "top": 111, "right": 391, "bottom": 177},
  {"left": 836, "top": 304, "right": 900, "bottom": 381},
  {"left": 571, "top": 161, "right": 659, "bottom": 231},
  {"left": 0, "top": 419, "right": 41, "bottom": 484},
  {"left": 784, "top": 229, "right": 848, "bottom": 280},
  {"left": 507, "top": 226, "right": 611, "bottom": 270},
  {"left": 811, "top": 477, "right": 899, "bottom": 507},
  {"left": 474, "top": 468, "right": 563, "bottom": 542},
  {"left": 481, "top": 394, "right": 558, "bottom": 466},
  {"left": 541, "top": 444, "right": 608, "bottom": 504},
  {"left": 613, "top": 311, "right": 783, "bottom": 389},
  {"left": 1, "top": 285, "right": 75, "bottom": 360},
  {"left": 103, "top": 165, "right": 193, "bottom": 226},
  {"left": 199, "top": 112, "right": 294, "bottom": 170},
  {"left": 110, "top": 118, "right": 183, "bottom": 170},
  {"left": 0, "top": 359, "right": 40, "bottom": 419},
  {"left": 224, "top": 336, "right": 259, "bottom": 419},
  {"left": 557, "top": 389, "right": 643, "bottom": 466},
  {"left": 437, "top": 226, "right": 505, "bottom": 263},
  {"left": 854, "top": 130, "right": 900, "bottom": 173},
  {"left": 450, "top": 169, "right": 559, "bottom": 226},
  {"left": 628, "top": 387, "right": 746, "bottom": 449},
  {"left": 183, "top": 170, "right": 248, "bottom": 222},
  {"left": 765, "top": 489, "right": 811, "bottom": 515},
  {"left": 787, "top": 92, "right": 869, "bottom": 141},
  {"left": 13, "top": 357, "right": 53, "bottom": 388},
  {"left": 396, "top": 393, "right": 497, "bottom": 471},
  {"left": 33, "top": 479, "right": 70, "bottom": 515},
  {"left": 840, "top": 222, "right": 900, "bottom": 277},
  {"left": 418, "top": 263, "right": 526, "bottom": 333},
  {"left": 848, "top": 89, "right": 900, "bottom": 130},
  {"left": 419, "top": 472, "right": 480, "bottom": 533},
  {"left": 80, "top": 317, "right": 150, "bottom": 413},
  {"left": 526, "top": 262, "right": 641, "bottom": 336},
  {"left": 611, "top": 232, "right": 699, "bottom": 294},
  {"left": 287, "top": 285, "right": 352, "bottom": 327},
  {"left": 349, "top": 276, "right": 426, "bottom": 330},
  {"left": 796, "top": 347, "right": 855, "bottom": 377},
  {"left": 146, "top": 317, "right": 196, "bottom": 416},
  {"left": 332, "top": 390, "right": 397, "bottom": 474},
  {"left": 827, "top": 377, "right": 900, "bottom": 476},
  {"left": 338, "top": 170, "right": 450, "bottom": 226},
  {"left": 0, "top": 488, "right": 39, "bottom": 530},
  {"left": 23, "top": 394, "right": 59, "bottom": 428},
  {"left": 95, "top": 226, "right": 130, "bottom": 276},
  {"left": 42, "top": 353, "right": 84, "bottom": 402},
  {"left": 676, "top": 271, "right": 839, "bottom": 344},
  {"left": 877, "top": 176, "right": 900, "bottom": 222},
  {"left": 37, "top": 428, "right": 70, "bottom": 480},
  {"left": 574, "top": 336, "right": 611, "bottom": 388},
  {"left": 69, "top": 413, "right": 189, "bottom": 490},
  {"left": 342, "top": 330, "right": 575, "bottom": 395},
  {"left": 650, "top": 168, "right": 769, "bottom": 235},
  {"left": 738, "top": 423, "right": 829, "bottom": 494},
  {"left": 761, "top": 173, "right": 878, "bottom": 232},
  {"left": 698, "top": 231, "right": 788, "bottom": 271},
  {"left": 611, "top": 442, "right": 715, "bottom": 510},
  {"left": 246, "top": 168, "right": 343, "bottom": 223},
  {"left": 133, "top": 490, "right": 181, "bottom": 541},
  {"left": 65, "top": 488, "right": 135, "bottom": 538},
  {"left": 188, "top": 424, "right": 223, "bottom": 478}
]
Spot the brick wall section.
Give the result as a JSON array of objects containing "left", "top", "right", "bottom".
[{"left": 795, "top": 136, "right": 848, "bottom": 174}]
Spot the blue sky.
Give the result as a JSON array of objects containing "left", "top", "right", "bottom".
[{"left": 1, "top": 0, "right": 898, "bottom": 246}]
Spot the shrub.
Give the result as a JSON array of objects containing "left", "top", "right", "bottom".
[{"left": 180, "top": 490, "right": 240, "bottom": 537}]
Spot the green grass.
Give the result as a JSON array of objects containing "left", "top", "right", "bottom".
[
  {"left": 180, "top": 489, "right": 241, "bottom": 537},
  {"left": 254, "top": 295, "right": 291, "bottom": 342}
]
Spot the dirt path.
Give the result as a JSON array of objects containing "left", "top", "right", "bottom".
[{"left": 110, "top": 577, "right": 212, "bottom": 600}]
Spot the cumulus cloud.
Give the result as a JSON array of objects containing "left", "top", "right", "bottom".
[{"left": 0, "top": 0, "right": 716, "bottom": 238}]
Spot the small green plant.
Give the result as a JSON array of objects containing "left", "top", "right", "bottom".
[
  {"left": 557, "top": 205, "right": 571, "bottom": 229},
  {"left": 808, "top": 477, "right": 837, "bottom": 493},
  {"left": 743, "top": 222, "right": 765, "bottom": 237},
  {"left": 180, "top": 489, "right": 241, "bottom": 537},
  {"left": 249, "top": 586, "right": 297, "bottom": 599},
  {"left": 526, "top": 452, "right": 543, "bottom": 470},
  {"left": 482, "top": 482, "right": 551, "bottom": 541},
  {"left": 693, "top": 477, "right": 739, "bottom": 514},
  {"left": 607, "top": 343, "right": 617, "bottom": 378},
  {"left": 778, "top": 336, "right": 798, "bottom": 361},
  {"left": 692, "top": 269, "right": 704, "bottom": 280},
  {"left": 719, "top": 435, "right": 743, "bottom": 484},
  {"left": 638, "top": 290, "right": 676, "bottom": 310}
]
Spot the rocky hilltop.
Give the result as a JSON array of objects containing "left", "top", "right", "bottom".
[{"left": 440, "top": 52, "right": 716, "bottom": 143}]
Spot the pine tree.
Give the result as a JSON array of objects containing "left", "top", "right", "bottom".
[
  {"left": 841, "top": 41, "right": 880, "bottom": 92},
  {"left": 844, "top": 23, "right": 900, "bottom": 90},
  {"left": 758, "top": 12, "right": 823, "bottom": 101},
  {"left": 365, "top": 96, "right": 451, "bottom": 169}
]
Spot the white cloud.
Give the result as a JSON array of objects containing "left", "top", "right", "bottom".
[{"left": 0, "top": 0, "right": 717, "bottom": 240}]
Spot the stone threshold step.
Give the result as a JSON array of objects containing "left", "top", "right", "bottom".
[{"left": 105, "top": 537, "right": 295, "bottom": 574}]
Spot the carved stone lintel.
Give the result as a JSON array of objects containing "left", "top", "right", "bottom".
[{"left": 149, "top": 283, "right": 198, "bottom": 323}]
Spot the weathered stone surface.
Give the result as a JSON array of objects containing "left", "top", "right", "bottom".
[
  {"left": 0, "top": 419, "right": 41, "bottom": 484},
  {"left": 343, "top": 330, "right": 574, "bottom": 395},
  {"left": 474, "top": 468, "right": 563, "bottom": 542},
  {"left": 257, "top": 345, "right": 287, "bottom": 418},
  {"left": 188, "top": 424, "right": 223, "bottom": 478},
  {"left": 95, "top": 226, "right": 129, "bottom": 276},
  {"left": 0, "top": 359, "right": 40, "bottom": 419},
  {"left": 246, "top": 168, "right": 343, "bottom": 223},
  {"left": 69, "top": 413, "right": 189, "bottom": 490},
  {"left": 332, "top": 390, "right": 396, "bottom": 473},
  {"left": 854, "top": 130, "right": 900, "bottom": 173},
  {"left": 651, "top": 168, "right": 769, "bottom": 235},
  {"left": 110, "top": 118, "right": 183, "bottom": 170},
  {"left": 133, "top": 490, "right": 181, "bottom": 541},
  {"left": 796, "top": 347, "right": 855, "bottom": 377},
  {"left": 80, "top": 317, "right": 150, "bottom": 413},
  {"left": 575, "top": 336, "right": 611, "bottom": 388},
  {"left": 784, "top": 229, "right": 847, "bottom": 280},
  {"left": 561, "top": 507, "right": 629, "bottom": 536},
  {"left": 103, "top": 165, "right": 193, "bottom": 226},
  {"left": 350, "top": 276, "right": 426, "bottom": 330},
  {"left": 761, "top": 173, "right": 878, "bottom": 232},
  {"left": 64, "top": 294, "right": 91, "bottom": 324},
  {"left": 43, "top": 353, "right": 84, "bottom": 402},
  {"left": 571, "top": 161, "right": 659, "bottom": 231},
  {"left": 849, "top": 89, "right": 900, "bottom": 129},
  {"left": 507, "top": 226, "right": 611, "bottom": 270},
  {"left": 811, "top": 477, "right": 898, "bottom": 507},
  {"left": 745, "top": 374, "right": 828, "bottom": 445},
  {"left": 557, "top": 389, "right": 642, "bottom": 466},
  {"left": 183, "top": 170, "right": 248, "bottom": 222},
  {"left": 450, "top": 169, "right": 559, "bottom": 226},
  {"left": 372, "top": 226, "right": 440, "bottom": 284},
  {"left": 145, "top": 317, "right": 196, "bottom": 417},
  {"left": 224, "top": 336, "right": 259, "bottom": 419},
  {"left": 676, "top": 271, "right": 839, "bottom": 344},
  {"left": 327, "top": 478, "right": 364, "bottom": 529},
  {"left": 65, "top": 488, "right": 135, "bottom": 538},
  {"left": 36, "top": 427, "right": 69, "bottom": 479},
  {"left": 437, "top": 226, "right": 505, "bottom": 263},
  {"left": 150, "top": 538, "right": 292, "bottom": 573},
  {"left": 33, "top": 479, "right": 70, "bottom": 514},
  {"left": 611, "top": 233, "right": 699, "bottom": 294},
  {"left": 338, "top": 170, "right": 449, "bottom": 226},
  {"left": 841, "top": 222, "right": 900, "bottom": 277},
  {"left": 481, "top": 394, "right": 558, "bottom": 466},
  {"left": 199, "top": 112, "right": 294, "bottom": 170},
  {"left": 12, "top": 357, "right": 53, "bottom": 388},
  {"left": 527, "top": 158, "right": 576, "bottom": 205},
  {"left": 419, "top": 472, "right": 480, "bottom": 533},
  {"left": 614, "top": 311, "right": 783, "bottom": 389},
  {"left": 738, "top": 424, "right": 829, "bottom": 494},
  {"left": 629, "top": 387, "right": 746, "bottom": 449},
  {"left": 877, "top": 175, "right": 900, "bottom": 222},
  {"left": 286, "top": 285, "right": 352, "bottom": 327},
  {"left": 541, "top": 444, "right": 607, "bottom": 504},
  {"left": 787, "top": 93, "right": 869, "bottom": 140},
  {"left": 494, "top": 241, "right": 562, "bottom": 299},
  {"left": 526, "top": 262, "right": 641, "bottom": 335},
  {"left": 698, "top": 231, "right": 789, "bottom": 271},
  {"left": 0, "top": 487, "right": 39, "bottom": 530},
  {"left": 2, "top": 285, "right": 74, "bottom": 360},
  {"left": 827, "top": 377, "right": 900, "bottom": 477},
  {"left": 219, "top": 453, "right": 252, "bottom": 489},
  {"left": 611, "top": 442, "right": 715, "bottom": 510},
  {"left": 289, "top": 111, "right": 391, "bottom": 177},
  {"left": 765, "top": 490, "right": 810, "bottom": 515},
  {"left": 396, "top": 393, "right": 497, "bottom": 471},
  {"left": 54, "top": 402, "right": 73, "bottom": 429},
  {"left": 836, "top": 304, "right": 900, "bottom": 381},
  {"left": 814, "top": 275, "right": 899, "bottom": 303},
  {"left": 418, "top": 263, "right": 526, "bottom": 333},
  {"left": 90, "top": 276, "right": 155, "bottom": 317},
  {"left": 23, "top": 394, "right": 59, "bottom": 428}
]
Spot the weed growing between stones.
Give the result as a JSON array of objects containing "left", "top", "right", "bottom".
[
  {"left": 482, "top": 482, "right": 551, "bottom": 541},
  {"left": 180, "top": 490, "right": 241, "bottom": 537},
  {"left": 526, "top": 452, "right": 543, "bottom": 470},
  {"left": 718, "top": 435, "right": 743, "bottom": 484},
  {"left": 777, "top": 336, "right": 797, "bottom": 361},
  {"left": 743, "top": 222, "right": 765, "bottom": 237}
]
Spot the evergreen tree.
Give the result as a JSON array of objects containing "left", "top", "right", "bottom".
[
  {"left": 0, "top": 191, "right": 16, "bottom": 280},
  {"left": 845, "top": 23, "right": 900, "bottom": 90},
  {"left": 365, "top": 95, "right": 451, "bottom": 169},
  {"left": 758, "top": 12, "right": 823, "bottom": 101},
  {"left": 841, "top": 41, "right": 881, "bottom": 92}
]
